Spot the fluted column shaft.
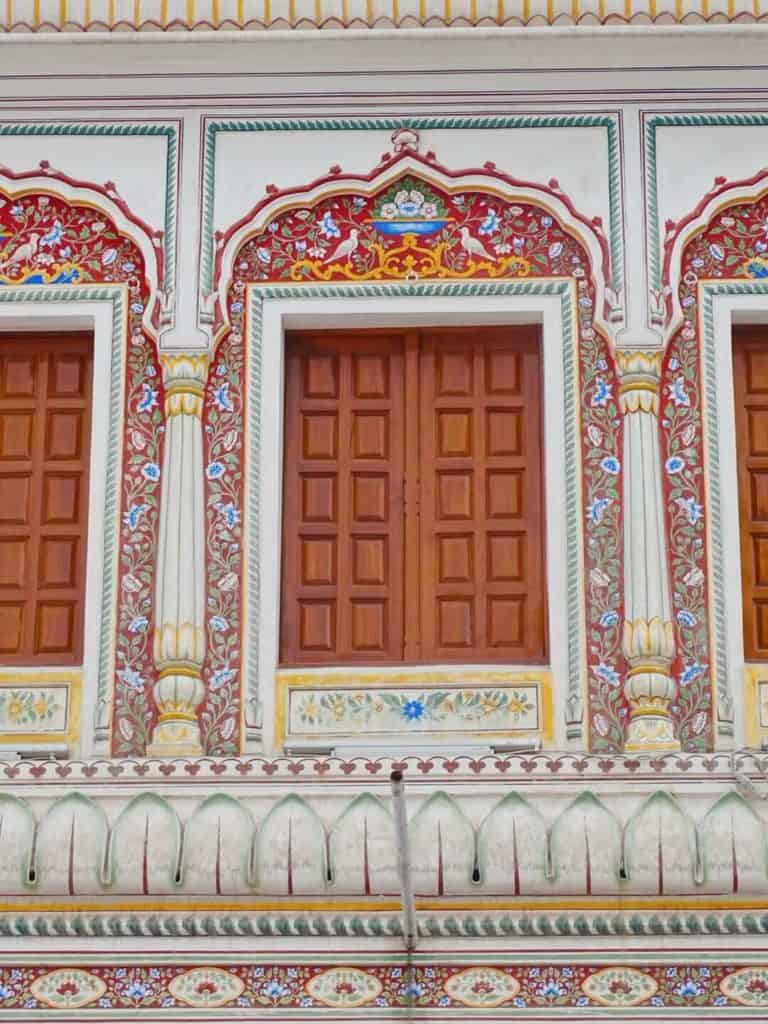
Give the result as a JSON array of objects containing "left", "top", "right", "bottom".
[
  {"left": 148, "top": 353, "right": 209, "bottom": 756},
  {"left": 618, "top": 350, "right": 679, "bottom": 752}
]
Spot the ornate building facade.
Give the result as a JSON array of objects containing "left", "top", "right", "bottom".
[{"left": 1, "top": 5, "right": 768, "bottom": 1020}]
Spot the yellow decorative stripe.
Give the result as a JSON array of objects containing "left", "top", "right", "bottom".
[{"left": 4, "top": 896, "right": 768, "bottom": 913}]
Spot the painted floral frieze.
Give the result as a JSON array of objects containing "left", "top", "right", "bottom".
[
  {"left": 0, "top": 185, "right": 161, "bottom": 757},
  {"left": 0, "top": 685, "right": 67, "bottom": 732},
  {"left": 224, "top": 161, "right": 624, "bottom": 751},
  {"left": 5, "top": 962, "right": 766, "bottom": 1010},
  {"left": 288, "top": 683, "right": 540, "bottom": 736}
]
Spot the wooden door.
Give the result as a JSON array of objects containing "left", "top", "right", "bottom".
[
  {"left": 419, "top": 328, "right": 547, "bottom": 662},
  {"left": 280, "top": 326, "right": 547, "bottom": 666},
  {"left": 280, "top": 332, "right": 406, "bottom": 664},
  {"left": 734, "top": 328, "right": 768, "bottom": 659},
  {"left": 0, "top": 333, "right": 93, "bottom": 664}
]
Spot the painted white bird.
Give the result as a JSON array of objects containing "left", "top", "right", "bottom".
[
  {"left": 0, "top": 232, "right": 40, "bottom": 272},
  {"left": 322, "top": 228, "right": 359, "bottom": 265},
  {"left": 459, "top": 226, "right": 494, "bottom": 263}
]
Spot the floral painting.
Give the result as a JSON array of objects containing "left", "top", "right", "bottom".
[
  {"left": 660, "top": 192, "right": 768, "bottom": 750},
  {"left": 224, "top": 166, "right": 625, "bottom": 752},
  {"left": 0, "top": 186, "right": 161, "bottom": 756}
]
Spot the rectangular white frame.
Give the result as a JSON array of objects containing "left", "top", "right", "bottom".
[
  {"left": 253, "top": 293, "right": 576, "bottom": 752},
  {"left": 0, "top": 298, "right": 124, "bottom": 757}
]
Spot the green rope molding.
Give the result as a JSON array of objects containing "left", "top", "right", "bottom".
[
  {"left": 246, "top": 279, "right": 582, "bottom": 737},
  {"left": 202, "top": 115, "right": 622, "bottom": 298},
  {"left": 4, "top": 909, "right": 768, "bottom": 938},
  {"left": 0, "top": 122, "right": 179, "bottom": 286},
  {"left": 0, "top": 286, "right": 126, "bottom": 739},
  {"left": 645, "top": 113, "right": 768, "bottom": 295},
  {"left": 700, "top": 280, "right": 768, "bottom": 730}
]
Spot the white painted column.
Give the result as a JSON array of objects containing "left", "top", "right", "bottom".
[
  {"left": 617, "top": 350, "right": 679, "bottom": 752},
  {"left": 148, "top": 353, "right": 209, "bottom": 756}
]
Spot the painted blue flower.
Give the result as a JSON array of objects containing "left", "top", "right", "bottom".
[
  {"left": 206, "top": 461, "right": 225, "bottom": 480},
  {"left": 231, "top": 301, "right": 243, "bottom": 313},
  {"left": 513, "top": 997, "right": 527, "bottom": 1007},
  {"left": 126, "top": 982, "right": 150, "bottom": 1000},
  {"left": 594, "top": 662, "right": 620, "bottom": 687},
  {"left": 680, "top": 662, "right": 705, "bottom": 685},
  {"left": 675, "top": 495, "right": 702, "bottom": 525},
  {"left": 120, "top": 668, "right": 145, "bottom": 691},
  {"left": 130, "top": 302, "right": 144, "bottom": 314},
  {"left": 141, "top": 462, "right": 161, "bottom": 481},
  {"left": 709, "top": 244, "right": 725, "bottom": 261},
  {"left": 352, "top": 196, "right": 366, "bottom": 209},
  {"left": 539, "top": 980, "right": 565, "bottom": 999},
  {"left": 746, "top": 259, "right": 768, "bottom": 278},
  {"left": 144, "top": 364, "right": 156, "bottom": 377},
  {"left": 256, "top": 247, "right": 270, "bottom": 263},
  {"left": 665, "top": 455, "right": 685, "bottom": 474},
  {"left": 541, "top": 216, "right": 553, "bottom": 227},
  {"left": 41, "top": 219, "right": 63, "bottom": 247},
  {"left": 591, "top": 376, "right": 611, "bottom": 407},
  {"left": 579, "top": 295, "right": 593, "bottom": 307},
  {"left": 122, "top": 261, "right": 135, "bottom": 272},
  {"left": 102, "top": 248, "right": 118, "bottom": 266},
  {"left": 263, "top": 981, "right": 289, "bottom": 999},
  {"left": 210, "top": 667, "right": 235, "bottom": 690},
  {"left": 651, "top": 996, "right": 665, "bottom": 1006},
  {"left": 0, "top": 986, "right": 12, "bottom": 1000},
  {"left": 210, "top": 616, "right": 229, "bottom": 632},
  {"left": 682, "top": 295, "right": 695, "bottom": 307},
  {"left": 601, "top": 455, "right": 620, "bottom": 474},
  {"left": 478, "top": 209, "right": 500, "bottom": 235},
  {"left": 123, "top": 502, "right": 149, "bottom": 529},
  {"left": 548, "top": 241, "right": 564, "bottom": 258},
  {"left": 402, "top": 699, "right": 425, "bottom": 721},
  {"left": 213, "top": 381, "right": 233, "bottom": 411},
  {"left": 667, "top": 375, "right": 690, "bottom": 407},
  {"left": 138, "top": 382, "right": 158, "bottom": 412},
  {"left": 319, "top": 211, "right": 341, "bottom": 238},
  {"left": 674, "top": 980, "right": 702, "bottom": 998},
  {"left": 599, "top": 610, "right": 619, "bottom": 628},
  {"left": 403, "top": 983, "right": 425, "bottom": 998},
  {"left": 586, "top": 496, "right": 613, "bottom": 525},
  {"left": 10, "top": 204, "right": 23, "bottom": 217},
  {"left": 757, "top": 240, "right": 768, "bottom": 253},
  {"left": 128, "top": 616, "right": 149, "bottom": 634},
  {"left": 218, "top": 501, "right": 240, "bottom": 528},
  {"left": 677, "top": 608, "right": 698, "bottom": 627},
  {"left": 216, "top": 362, "right": 228, "bottom": 376}
]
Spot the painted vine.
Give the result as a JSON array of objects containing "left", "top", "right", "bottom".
[{"left": 221, "top": 169, "right": 626, "bottom": 752}]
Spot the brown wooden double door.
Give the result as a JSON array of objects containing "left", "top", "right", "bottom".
[
  {"left": 280, "top": 327, "right": 547, "bottom": 666},
  {"left": 0, "top": 334, "right": 93, "bottom": 664}
]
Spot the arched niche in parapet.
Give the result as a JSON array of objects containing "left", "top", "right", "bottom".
[
  {"left": 0, "top": 794, "right": 34, "bottom": 895},
  {"left": 108, "top": 793, "right": 181, "bottom": 894},
  {"left": 328, "top": 793, "right": 398, "bottom": 896},
  {"left": 699, "top": 791, "right": 768, "bottom": 895},
  {"left": 409, "top": 791, "right": 475, "bottom": 896},
  {"left": 213, "top": 130, "right": 622, "bottom": 756},
  {"left": 35, "top": 792, "right": 108, "bottom": 895},
  {"left": 180, "top": 793, "right": 255, "bottom": 896},
  {"left": 549, "top": 791, "right": 621, "bottom": 895},
  {"left": 255, "top": 794, "right": 326, "bottom": 895},
  {"left": 622, "top": 790, "right": 698, "bottom": 895},
  {"left": 0, "top": 165, "right": 165, "bottom": 761},
  {"left": 477, "top": 792, "right": 548, "bottom": 895}
]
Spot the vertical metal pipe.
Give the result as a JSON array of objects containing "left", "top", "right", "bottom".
[{"left": 391, "top": 770, "right": 418, "bottom": 951}]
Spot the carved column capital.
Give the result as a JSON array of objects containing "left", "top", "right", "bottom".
[
  {"left": 616, "top": 349, "right": 662, "bottom": 415},
  {"left": 159, "top": 352, "right": 210, "bottom": 418}
]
